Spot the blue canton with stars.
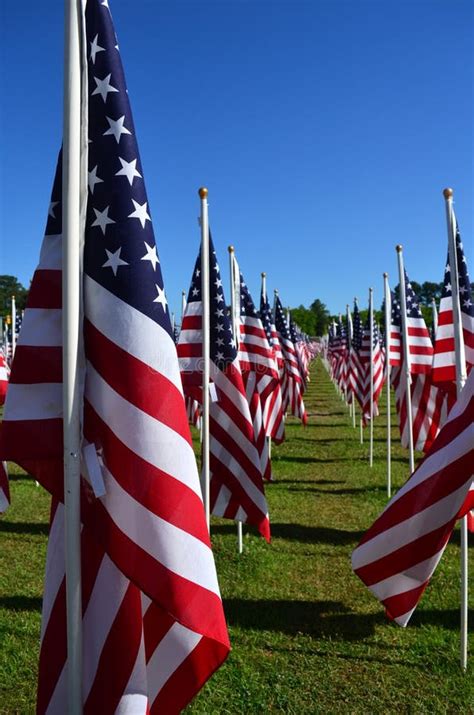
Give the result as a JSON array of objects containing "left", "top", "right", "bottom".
[
  {"left": 404, "top": 271, "right": 425, "bottom": 320},
  {"left": 352, "top": 300, "right": 362, "bottom": 352},
  {"left": 274, "top": 295, "right": 290, "bottom": 341},
  {"left": 239, "top": 273, "right": 259, "bottom": 319},
  {"left": 442, "top": 222, "right": 474, "bottom": 318},
  {"left": 80, "top": 0, "right": 171, "bottom": 335},
  {"left": 259, "top": 291, "right": 273, "bottom": 346},
  {"left": 186, "top": 234, "right": 237, "bottom": 369}
]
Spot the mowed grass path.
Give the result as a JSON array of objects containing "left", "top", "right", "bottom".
[{"left": 0, "top": 359, "right": 472, "bottom": 713}]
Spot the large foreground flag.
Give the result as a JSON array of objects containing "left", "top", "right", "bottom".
[
  {"left": 177, "top": 237, "right": 271, "bottom": 540},
  {"left": 0, "top": 1, "right": 229, "bottom": 711},
  {"left": 352, "top": 368, "right": 474, "bottom": 626}
]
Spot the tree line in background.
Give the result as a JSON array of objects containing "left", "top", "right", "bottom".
[
  {"left": 291, "top": 280, "right": 474, "bottom": 337},
  {"left": 2, "top": 274, "right": 473, "bottom": 338}
]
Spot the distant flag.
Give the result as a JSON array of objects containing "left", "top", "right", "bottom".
[
  {"left": 348, "top": 300, "right": 366, "bottom": 416},
  {"left": 274, "top": 295, "right": 307, "bottom": 424},
  {"left": 259, "top": 281, "right": 285, "bottom": 443},
  {"left": 390, "top": 270, "right": 445, "bottom": 453},
  {"left": 359, "top": 312, "right": 385, "bottom": 425},
  {"left": 352, "top": 368, "right": 474, "bottom": 625},
  {"left": 432, "top": 217, "right": 474, "bottom": 388},
  {"left": 177, "top": 236, "right": 271, "bottom": 540},
  {"left": 0, "top": 1, "right": 229, "bottom": 711},
  {"left": 237, "top": 266, "right": 279, "bottom": 481}
]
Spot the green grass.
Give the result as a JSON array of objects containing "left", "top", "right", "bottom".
[{"left": 0, "top": 359, "right": 473, "bottom": 714}]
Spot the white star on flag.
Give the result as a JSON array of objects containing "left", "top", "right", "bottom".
[
  {"left": 115, "top": 157, "right": 142, "bottom": 186},
  {"left": 103, "top": 115, "right": 131, "bottom": 143},
  {"left": 102, "top": 248, "right": 128, "bottom": 276},
  {"left": 88, "top": 165, "right": 104, "bottom": 194},
  {"left": 92, "top": 73, "right": 119, "bottom": 102},
  {"left": 90, "top": 34, "right": 105, "bottom": 64},
  {"left": 141, "top": 242, "right": 159, "bottom": 271},
  {"left": 48, "top": 201, "right": 59, "bottom": 218},
  {"left": 91, "top": 206, "right": 115, "bottom": 235},
  {"left": 128, "top": 200, "right": 151, "bottom": 228},
  {"left": 153, "top": 285, "right": 167, "bottom": 310}
]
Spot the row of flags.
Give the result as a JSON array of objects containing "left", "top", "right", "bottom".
[
  {"left": 0, "top": 0, "right": 318, "bottom": 711},
  {"left": 323, "top": 212, "right": 473, "bottom": 631},
  {"left": 325, "top": 221, "right": 473, "bottom": 459}
]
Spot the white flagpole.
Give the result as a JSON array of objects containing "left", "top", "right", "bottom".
[
  {"left": 261, "top": 272, "right": 272, "bottom": 459},
  {"left": 199, "top": 187, "right": 210, "bottom": 530},
  {"left": 431, "top": 297, "right": 438, "bottom": 337},
  {"left": 443, "top": 187, "right": 468, "bottom": 671},
  {"left": 11, "top": 296, "right": 16, "bottom": 360},
  {"left": 369, "top": 288, "right": 374, "bottom": 467},
  {"left": 171, "top": 312, "right": 175, "bottom": 332},
  {"left": 228, "top": 246, "right": 243, "bottom": 554},
  {"left": 396, "top": 245, "right": 415, "bottom": 474},
  {"left": 63, "top": 0, "right": 83, "bottom": 711},
  {"left": 181, "top": 290, "right": 187, "bottom": 319},
  {"left": 383, "top": 273, "right": 392, "bottom": 498}
]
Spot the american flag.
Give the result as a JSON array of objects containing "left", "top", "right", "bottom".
[
  {"left": 274, "top": 295, "right": 307, "bottom": 424},
  {"left": 359, "top": 313, "right": 385, "bottom": 425},
  {"left": 259, "top": 285, "right": 285, "bottom": 443},
  {"left": 238, "top": 269, "right": 279, "bottom": 481},
  {"left": 432, "top": 218, "right": 474, "bottom": 385},
  {"left": 390, "top": 272, "right": 445, "bottom": 453},
  {"left": 177, "top": 237, "right": 271, "bottom": 541},
  {"left": 352, "top": 367, "right": 474, "bottom": 625},
  {"left": 0, "top": 1, "right": 230, "bottom": 711},
  {"left": 348, "top": 300, "right": 365, "bottom": 412}
]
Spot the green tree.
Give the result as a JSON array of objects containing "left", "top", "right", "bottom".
[
  {"left": 0, "top": 275, "right": 29, "bottom": 318},
  {"left": 309, "top": 299, "right": 330, "bottom": 336},
  {"left": 290, "top": 305, "right": 316, "bottom": 336}
]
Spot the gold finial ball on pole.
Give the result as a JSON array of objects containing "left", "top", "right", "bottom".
[
  {"left": 228, "top": 245, "right": 234, "bottom": 253},
  {"left": 274, "top": 288, "right": 279, "bottom": 295},
  {"left": 396, "top": 244, "right": 403, "bottom": 253},
  {"left": 198, "top": 187, "right": 208, "bottom": 199},
  {"left": 443, "top": 187, "right": 453, "bottom": 199},
  {"left": 383, "top": 272, "right": 388, "bottom": 278},
  {"left": 261, "top": 272, "right": 266, "bottom": 278}
]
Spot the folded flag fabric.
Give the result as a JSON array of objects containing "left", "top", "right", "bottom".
[{"left": 352, "top": 368, "right": 474, "bottom": 626}]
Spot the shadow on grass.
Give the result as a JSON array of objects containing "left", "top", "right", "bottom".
[
  {"left": 0, "top": 595, "right": 42, "bottom": 612},
  {"left": 0, "top": 521, "right": 49, "bottom": 536},
  {"left": 7, "top": 472, "right": 34, "bottom": 482},
  {"left": 287, "top": 485, "right": 388, "bottom": 496},
  {"left": 274, "top": 478, "right": 345, "bottom": 485},
  {"left": 273, "top": 456, "right": 359, "bottom": 464},
  {"left": 211, "top": 523, "right": 364, "bottom": 544},
  {"left": 223, "top": 598, "right": 382, "bottom": 640},
  {"left": 223, "top": 598, "right": 474, "bottom": 641}
]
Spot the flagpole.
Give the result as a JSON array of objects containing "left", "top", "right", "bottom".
[
  {"left": 369, "top": 288, "right": 374, "bottom": 467},
  {"left": 199, "top": 187, "right": 210, "bottom": 530},
  {"left": 431, "top": 298, "right": 438, "bottom": 338},
  {"left": 443, "top": 187, "right": 468, "bottom": 671},
  {"left": 396, "top": 245, "right": 415, "bottom": 474},
  {"left": 181, "top": 290, "right": 187, "bottom": 320},
  {"left": 261, "top": 272, "right": 272, "bottom": 459},
  {"left": 228, "top": 245, "right": 243, "bottom": 554},
  {"left": 383, "top": 273, "right": 392, "bottom": 498},
  {"left": 346, "top": 304, "right": 354, "bottom": 423},
  {"left": 11, "top": 296, "right": 16, "bottom": 360},
  {"left": 62, "top": 0, "right": 83, "bottom": 711}
]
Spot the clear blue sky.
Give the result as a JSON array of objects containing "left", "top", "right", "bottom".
[{"left": 1, "top": 0, "right": 472, "bottom": 318}]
